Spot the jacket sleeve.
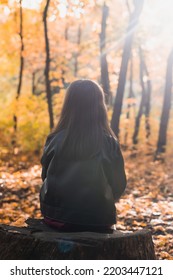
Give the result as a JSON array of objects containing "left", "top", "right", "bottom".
[
  {"left": 103, "top": 137, "right": 127, "bottom": 201},
  {"left": 40, "top": 134, "right": 55, "bottom": 181}
]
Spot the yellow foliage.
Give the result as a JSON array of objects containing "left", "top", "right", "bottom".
[
  {"left": 0, "top": 89, "right": 67, "bottom": 155},
  {"left": 0, "top": 0, "right": 8, "bottom": 4},
  {"left": 17, "top": 93, "right": 50, "bottom": 153},
  {"left": 0, "top": 92, "right": 50, "bottom": 154}
]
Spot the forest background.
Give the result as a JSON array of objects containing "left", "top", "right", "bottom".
[{"left": 0, "top": 0, "right": 173, "bottom": 260}]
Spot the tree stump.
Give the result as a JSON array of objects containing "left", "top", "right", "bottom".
[{"left": 0, "top": 218, "right": 156, "bottom": 260}]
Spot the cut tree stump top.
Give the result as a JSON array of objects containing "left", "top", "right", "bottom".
[{"left": 0, "top": 218, "right": 156, "bottom": 260}]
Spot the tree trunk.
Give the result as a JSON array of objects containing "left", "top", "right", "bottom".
[
  {"left": 156, "top": 48, "right": 173, "bottom": 155},
  {"left": 74, "top": 24, "right": 81, "bottom": 77},
  {"left": 32, "top": 71, "right": 36, "bottom": 95},
  {"left": 43, "top": 0, "right": 54, "bottom": 130},
  {"left": 62, "top": 24, "right": 69, "bottom": 87},
  {"left": 0, "top": 219, "right": 156, "bottom": 260},
  {"left": 132, "top": 46, "right": 151, "bottom": 145},
  {"left": 100, "top": 2, "right": 111, "bottom": 105},
  {"left": 133, "top": 46, "right": 147, "bottom": 144},
  {"left": 143, "top": 59, "right": 151, "bottom": 140},
  {"left": 13, "top": 0, "right": 24, "bottom": 133},
  {"left": 124, "top": 55, "right": 135, "bottom": 146},
  {"left": 111, "top": 0, "right": 144, "bottom": 137}
]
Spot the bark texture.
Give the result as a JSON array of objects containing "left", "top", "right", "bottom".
[
  {"left": 111, "top": 0, "right": 144, "bottom": 137},
  {"left": 100, "top": 2, "right": 111, "bottom": 105},
  {"left": 13, "top": 0, "right": 24, "bottom": 133},
  {"left": 0, "top": 219, "right": 156, "bottom": 260},
  {"left": 133, "top": 46, "right": 151, "bottom": 144},
  {"left": 124, "top": 55, "right": 135, "bottom": 146},
  {"left": 74, "top": 24, "right": 81, "bottom": 77},
  {"left": 43, "top": 0, "right": 54, "bottom": 129},
  {"left": 156, "top": 48, "right": 173, "bottom": 155}
]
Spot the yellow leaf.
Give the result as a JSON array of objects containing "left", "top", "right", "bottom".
[{"left": 0, "top": 0, "right": 8, "bottom": 4}]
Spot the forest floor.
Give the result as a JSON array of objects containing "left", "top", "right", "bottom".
[{"left": 0, "top": 148, "right": 173, "bottom": 260}]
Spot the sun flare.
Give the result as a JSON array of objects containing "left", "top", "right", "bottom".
[
  {"left": 22, "top": 0, "right": 42, "bottom": 10},
  {"left": 141, "top": 0, "right": 173, "bottom": 46}
]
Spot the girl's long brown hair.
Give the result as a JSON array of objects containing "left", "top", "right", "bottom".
[{"left": 49, "top": 79, "right": 116, "bottom": 159}]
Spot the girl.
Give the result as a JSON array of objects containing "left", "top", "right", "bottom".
[{"left": 40, "top": 79, "right": 126, "bottom": 232}]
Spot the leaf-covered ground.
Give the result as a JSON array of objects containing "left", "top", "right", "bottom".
[{"left": 0, "top": 150, "right": 173, "bottom": 260}]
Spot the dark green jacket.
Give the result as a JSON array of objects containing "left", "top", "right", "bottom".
[{"left": 40, "top": 130, "right": 126, "bottom": 226}]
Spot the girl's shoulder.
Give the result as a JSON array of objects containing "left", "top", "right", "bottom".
[
  {"left": 43, "top": 130, "right": 66, "bottom": 153},
  {"left": 45, "top": 129, "right": 65, "bottom": 145},
  {"left": 104, "top": 133, "right": 118, "bottom": 148},
  {"left": 103, "top": 133, "right": 121, "bottom": 158}
]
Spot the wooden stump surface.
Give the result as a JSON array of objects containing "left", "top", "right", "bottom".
[{"left": 0, "top": 218, "right": 156, "bottom": 260}]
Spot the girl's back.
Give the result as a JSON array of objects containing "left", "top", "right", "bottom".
[{"left": 40, "top": 80, "right": 126, "bottom": 229}]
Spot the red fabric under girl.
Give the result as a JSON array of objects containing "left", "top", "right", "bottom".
[{"left": 44, "top": 216, "right": 114, "bottom": 232}]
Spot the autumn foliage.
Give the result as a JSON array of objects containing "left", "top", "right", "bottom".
[{"left": 0, "top": 0, "right": 173, "bottom": 260}]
